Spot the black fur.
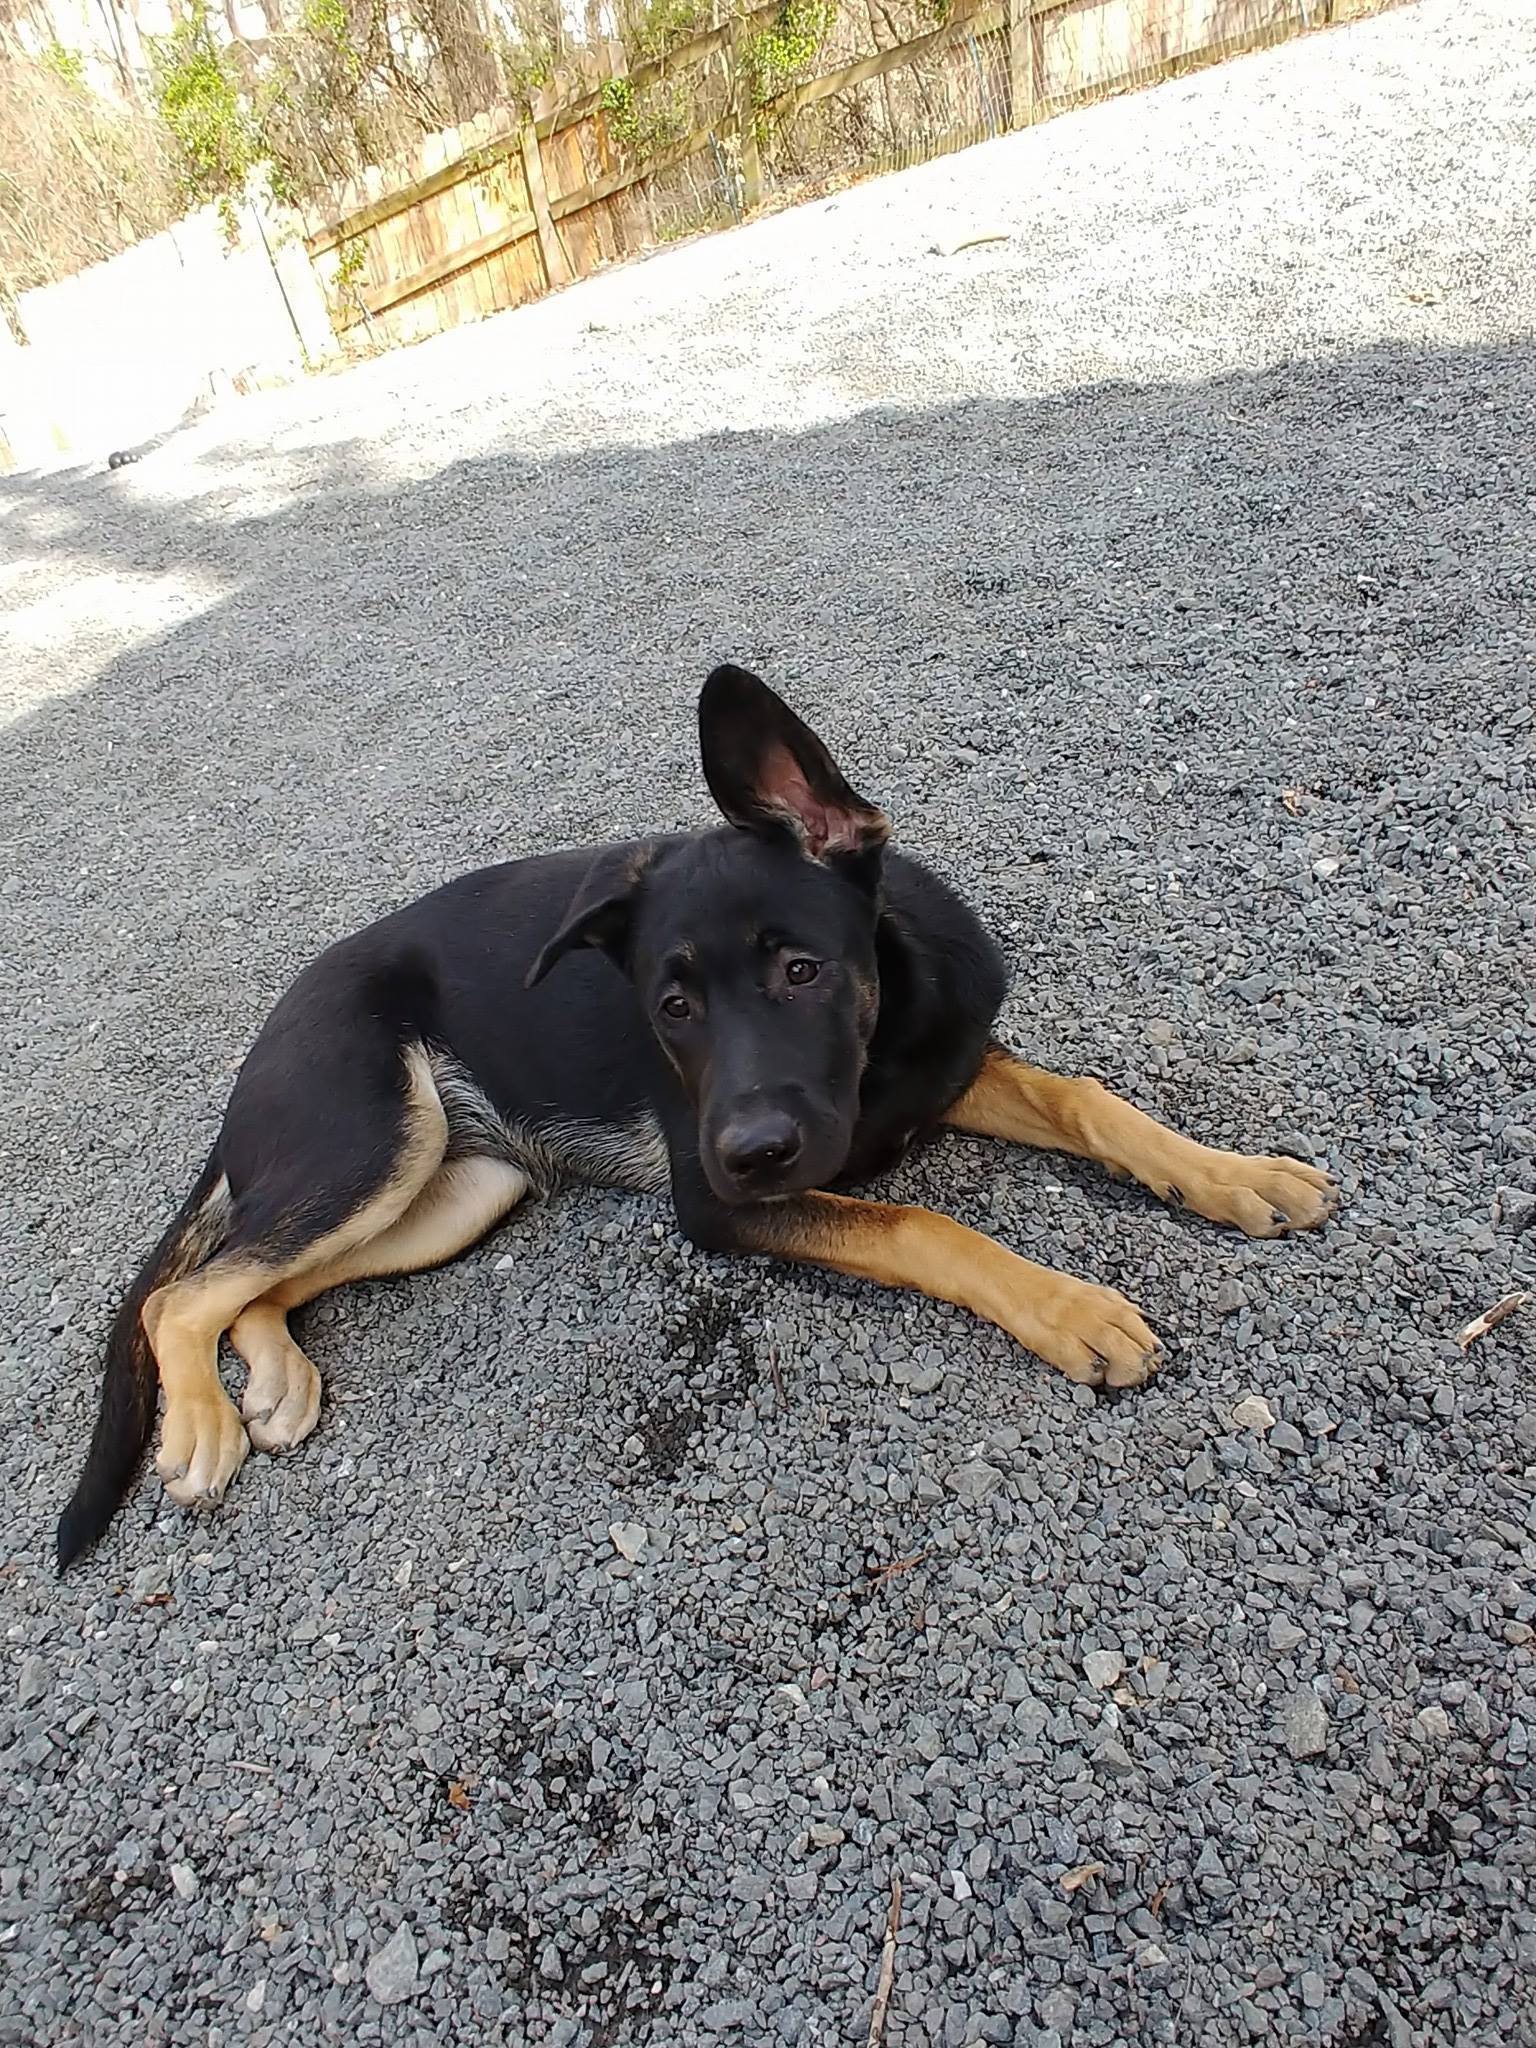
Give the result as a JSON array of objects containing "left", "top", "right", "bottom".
[
  {"left": 56, "top": 666, "right": 1007, "bottom": 1567},
  {"left": 55, "top": 1152, "right": 228, "bottom": 1568}
]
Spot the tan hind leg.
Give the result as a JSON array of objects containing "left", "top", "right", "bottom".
[
  {"left": 223, "top": 1298, "right": 323, "bottom": 1456},
  {"left": 145, "top": 1260, "right": 278, "bottom": 1509},
  {"left": 145, "top": 1046, "right": 449, "bottom": 1510},
  {"left": 228, "top": 1157, "right": 529, "bottom": 1454}
]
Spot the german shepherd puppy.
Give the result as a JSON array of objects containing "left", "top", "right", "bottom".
[{"left": 57, "top": 666, "right": 1337, "bottom": 1567}]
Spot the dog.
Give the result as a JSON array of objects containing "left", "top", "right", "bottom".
[{"left": 56, "top": 665, "right": 1337, "bottom": 1567}]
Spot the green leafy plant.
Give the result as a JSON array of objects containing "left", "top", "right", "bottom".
[
  {"left": 599, "top": 72, "right": 689, "bottom": 157},
  {"left": 747, "top": 0, "right": 835, "bottom": 108},
  {"left": 40, "top": 41, "right": 86, "bottom": 86},
  {"left": 599, "top": 75, "right": 640, "bottom": 149},
  {"left": 335, "top": 234, "right": 367, "bottom": 289},
  {"left": 295, "top": 0, "right": 365, "bottom": 86},
  {"left": 301, "top": 0, "right": 350, "bottom": 41},
  {"left": 497, "top": 39, "right": 555, "bottom": 102},
  {"left": 320, "top": 231, "right": 377, "bottom": 340},
  {"left": 617, "top": 0, "right": 712, "bottom": 67},
  {"left": 149, "top": 7, "right": 258, "bottom": 209}
]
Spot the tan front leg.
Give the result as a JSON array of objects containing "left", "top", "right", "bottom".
[
  {"left": 944, "top": 1044, "right": 1339, "bottom": 1237},
  {"left": 748, "top": 1192, "right": 1161, "bottom": 1389}
]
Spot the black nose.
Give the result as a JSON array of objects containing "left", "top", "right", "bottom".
[{"left": 718, "top": 1113, "right": 803, "bottom": 1182}]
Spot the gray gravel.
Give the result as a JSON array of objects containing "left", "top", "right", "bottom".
[{"left": 4, "top": 2, "right": 1536, "bottom": 2043}]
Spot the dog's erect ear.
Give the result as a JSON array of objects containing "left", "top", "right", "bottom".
[
  {"left": 526, "top": 844, "right": 653, "bottom": 988},
  {"left": 698, "top": 664, "right": 890, "bottom": 865}
]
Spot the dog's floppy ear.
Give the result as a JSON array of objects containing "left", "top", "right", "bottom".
[
  {"left": 526, "top": 844, "right": 653, "bottom": 987},
  {"left": 698, "top": 664, "right": 890, "bottom": 866}
]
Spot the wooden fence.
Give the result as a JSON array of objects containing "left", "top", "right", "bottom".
[{"left": 298, "top": 0, "right": 1396, "bottom": 353}]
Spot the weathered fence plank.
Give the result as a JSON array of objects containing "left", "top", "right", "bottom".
[
  {"left": 727, "top": 12, "right": 764, "bottom": 212},
  {"left": 306, "top": 117, "right": 522, "bottom": 257},
  {"left": 351, "top": 208, "right": 541, "bottom": 323},
  {"left": 520, "top": 122, "right": 571, "bottom": 289},
  {"left": 1006, "top": 0, "right": 1040, "bottom": 127}
]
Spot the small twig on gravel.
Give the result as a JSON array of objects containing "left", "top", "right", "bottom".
[
  {"left": 1456, "top": 1290, "right": 1532, "bottom": 1351},
  {"left": 228, "top": 1760, "right": 274, "bottom": 1775},
  {"left": 867, "top": 1872, "right": 904, "bottom": 2048},
  {"left": 763, "top": 1315, "right": 787, "bottom": 1411},
  {"left": 867, "top": 1551, "right": 930, "bottom": 1587},
  {"left": 928, "top": 231, "right": 1011, "bottom": 256},
  {"left": 1176, "top": 1951, "right": 1193, "bottom": 2032}
]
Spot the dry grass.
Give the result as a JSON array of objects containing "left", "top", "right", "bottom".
[{"left": 0, "top": 50, "right": 182, "bottom": 315}]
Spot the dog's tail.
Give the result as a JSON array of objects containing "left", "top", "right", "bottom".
[{"left": 55, "top": 1154, "right": 232, "bottom": 1572}]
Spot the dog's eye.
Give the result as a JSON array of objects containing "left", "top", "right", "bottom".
[
  {"left": 785, "top": 958, "right": 820, "bottom": 986},
  {"left": 661, "top": 993, "right": 691, "bottom": 1021}
]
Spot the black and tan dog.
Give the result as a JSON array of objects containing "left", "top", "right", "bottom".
[{"left": 57, "top": 666, "right": 1336, "bottom": 1567}]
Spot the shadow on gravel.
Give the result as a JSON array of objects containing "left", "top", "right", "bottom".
[
  {"left": 3, "top": 334, "right": 1530, "bottom": 1316},
  {"left": 2, "top": 332, "right": 1533, "bottom": 2047},
  {"left": 3, "top": 333, "right": 1531, "bottom": 1123}
]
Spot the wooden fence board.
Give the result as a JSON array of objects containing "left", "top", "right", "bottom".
[
  {"left": 547, "top": 125, "right": 722, "bottom": 225},
  {"left": 353, "top": 209, "right": 540, "bottom": 321},
  {"left": 309, "top": 149, "right": 501, "bottom": 257}
]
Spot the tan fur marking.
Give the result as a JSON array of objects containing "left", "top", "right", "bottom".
[
  {"left": 944, "top": 1046, "right": 1338, "bottom": 1238},
  {"left": 265, "top": 1157, "right": 530, "bottom": 1311},
  {"left": 755, "top": 1191, "right": 1161, "bottom": 1389},
  {"left": 145, "top": 1259, "right": 268, "bottom": 1505},
  {"left": 226, "top": 1159, "right": 528, "bottom": 1455},
  {"left": 227, "top": 1300, "right": 321, "bottom": 1452}
]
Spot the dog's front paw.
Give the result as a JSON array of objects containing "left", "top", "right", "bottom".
[
  {"left": 1166, "top": 1151, "right": 1339, "bottom": 1237},
  {"left": 156, "top": 1393, "right": 249, "bottom": 1508},
  {"left": 1024, "top": 1277, "right": 1164, "bottom": 1390}
]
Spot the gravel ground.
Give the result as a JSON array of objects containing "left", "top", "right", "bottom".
[{"left": 4, "top": 2, "right": 1536, "bottom": 2043}]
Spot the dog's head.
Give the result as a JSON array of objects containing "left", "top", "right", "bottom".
[{"left": 529, "top": 665, "right": 889, "bottom": 1203}]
